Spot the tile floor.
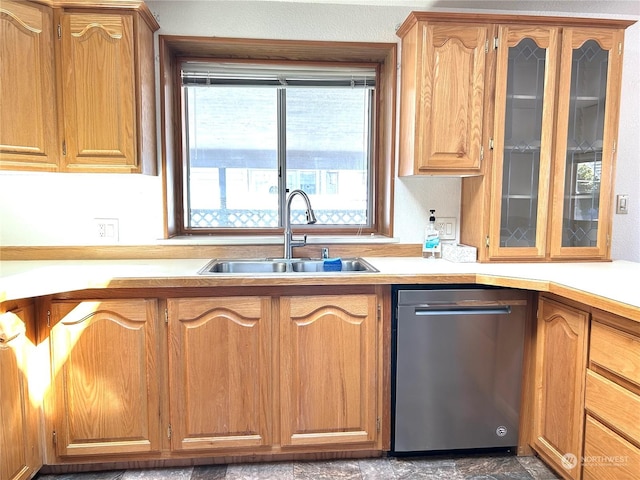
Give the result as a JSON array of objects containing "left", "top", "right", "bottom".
[{"left": 36, "top": 454, "right": 561, "bottom": 480}]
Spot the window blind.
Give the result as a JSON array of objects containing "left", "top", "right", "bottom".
[{"left": 181, "top": 61, "right": 376, "bottom": 88}]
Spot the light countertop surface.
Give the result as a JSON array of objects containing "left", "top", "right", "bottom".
[{"left": 1, "top": 257, "right": 638, "bottom": 319}]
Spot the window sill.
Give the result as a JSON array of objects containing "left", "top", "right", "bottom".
[{"left": 159, "top": 235, "right": 399, "bottom": 246}]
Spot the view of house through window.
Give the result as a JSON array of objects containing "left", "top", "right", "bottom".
[{"left": 182, "top": 63, "right": 375, "bottom": 231}]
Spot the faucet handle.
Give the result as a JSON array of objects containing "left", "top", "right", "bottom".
[{"left": 291, "top": 234, "right": 307, "bottom": 248}]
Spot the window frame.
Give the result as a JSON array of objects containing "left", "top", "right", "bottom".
[{"left": 159, "top": 36, "right": 396, "bottom": 238}]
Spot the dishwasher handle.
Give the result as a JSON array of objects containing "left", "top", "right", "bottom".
[{"left": 413, "top": 305, "right": 512, "bottom": 316}]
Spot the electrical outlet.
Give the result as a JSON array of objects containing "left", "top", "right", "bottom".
[
  {"left": 94, "top": 218, "right": 119, "bottom": 242},
  {"left": 434, "top": 217, "right": 456, "bottom": 240}
]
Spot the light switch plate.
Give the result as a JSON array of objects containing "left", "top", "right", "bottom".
[
  {"left": 435, "top": 217, "right": 456, "bottom": 240},
  {"left": 616, "top": 194, "right": 629, "bottom": 214}
]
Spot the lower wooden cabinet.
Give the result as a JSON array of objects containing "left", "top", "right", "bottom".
[
  {"left": 167, "top": 296, "right": 272, "bottom": 452},
  {"left": 532, "top": 296, "right": 589, "bottom": 480},
  {"left": 583, "top": 415, "right": 640, "bottom": 480},
  {"left": 0, "top": 304, "right": 41, "bottom": 480},
  {"left": 583, "top": 310, "right": 640, "bottom": 479},
  {"left": 279, "top": 294, "right": 379, "bottom": 448},
  {"left": 43, "top": 290, "right": 384, "bottom": 463},
  {"left": 166, "top": 292, "right": 382, "bottom": 455},
  {"left": 48, "top": 299, "right": 162, "bottom": 457}
]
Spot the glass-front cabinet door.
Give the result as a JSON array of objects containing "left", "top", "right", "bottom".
[
  {"left": 550, "top": 28, "right": 624, "bottom": 259},
  {"left": 489, "top": 26, "right": 559, "bottom": 259}
]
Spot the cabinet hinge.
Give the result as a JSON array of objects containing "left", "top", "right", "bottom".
[
  {"left": 57, "top": 24, "right": 61, "bottom": 39},
  {"left": 619, "top": 42, "right": 622, "bottom": 55},
  {"left": 377, "top": 304, "right": 381, "bottom": 321},
  {"left": 47, "top": 310, "right": 51, "bottom": 328},
  {"left": 485, "top": 235, "right": 490, "bottom": 248},
  {"left": 480, "top": 146, "right": 484, "bottom": 163},
  {"left": 493, "top": 37, "right": 499, "bottom": 50},
  {"left": 52, "top": 430, "right": 57, "bottom": 445},
  {"left": 165, "top": 308, "right": 169, "bottom": 324},
  {"left": 485, "top": 39, "right": 489, "bottom": 53},
  {"left": 613, "top": 140, "right": 617, "bottom": 153},
  {"left": 607, "top": 234, "right": 611, "bottom": 247},
  {"left": 167, "top": 424, "right": 172, "bottom": 439},
  {"left": 376, "top": 417, "right": 381, "bottom": 432},
  {"left": 62, "top": 140, "right": 66, "bottom": 156},
  {"left": 489, "top": 138, "right": 494, "bottom": 150}
]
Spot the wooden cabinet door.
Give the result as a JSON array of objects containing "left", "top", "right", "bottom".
[
  {"left": 167, "top": 297, "right": 272, "bottom": 452},
  {"left": 49, "top": 299, "right": 161, "bottom": 457},
  {"left": 280, "top": 294, "right": 378, "bottom": 448},
  {"left": 399, "top": 22, "right": 489, "bottom": 174},
  {"left": 533, "top": 296, "right": 589, "bottom": 480},
  {"left": 58, "top": 11, "right": 137, "bottom": 172},
  {"left": 0, "top": 1, "right": 58, "bottom": 171},
  {"left": 488, "top": 26, "right": 559, "bottom": 260},
  {"left": 0, "top": 305, "right": 40, "bottom": 480},
  {"left": 550, "top": 28, "right": 624, "bottom": 260}
]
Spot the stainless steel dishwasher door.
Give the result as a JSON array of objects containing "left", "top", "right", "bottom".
[{"left": 393, "top": 288, "right": 528, "bottom": 453}]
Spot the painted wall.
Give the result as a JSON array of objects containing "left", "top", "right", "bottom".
[{"left": 0, "top": 0, "right": 638, "bottom": 261}]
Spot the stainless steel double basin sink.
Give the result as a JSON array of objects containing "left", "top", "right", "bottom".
[{"left": 198, "top": 257, "right": 378, "bottom": 275}]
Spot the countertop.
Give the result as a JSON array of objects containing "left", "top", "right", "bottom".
[{"left": 1, "top": 257, "right": 639, "bottom": 320}]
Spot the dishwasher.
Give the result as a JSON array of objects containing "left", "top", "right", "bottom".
[{"left": 392, "top": 286, "right": 529, "bottom": 454}]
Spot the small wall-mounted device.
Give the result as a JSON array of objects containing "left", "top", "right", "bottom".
[{"left": 616, "top": 194, "right": 629, "bottom": 214}]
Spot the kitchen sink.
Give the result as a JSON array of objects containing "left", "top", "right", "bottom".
[
  {"left": 201, "top": 259, "right": 289, "bottom": 273},
  {"left": 198, "top": 258, "right": 378, "bottom": 275},
  {"left": 290, "top": 258, "right": 376, "bottom": 272}
]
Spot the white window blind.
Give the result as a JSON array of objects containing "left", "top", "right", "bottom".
[{"left": 181, "top": 62, "right": 376, "bottom": 88}]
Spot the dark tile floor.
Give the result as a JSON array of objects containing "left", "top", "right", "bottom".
[{"left": 35, "top": 454, "right": 561, "bottom": 480}]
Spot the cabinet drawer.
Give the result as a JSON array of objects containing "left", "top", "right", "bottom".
[
  {"left": 585, "top": 370, "right": 640, "bottom": 444},
  {"left": 590, "top": 321, "right": 640, "bottom": 386},
  {"left": 583, "top": 415, "right": 640, "bottom": 480}
]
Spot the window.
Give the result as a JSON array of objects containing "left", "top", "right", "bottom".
[
  {"left": 159, "top": 37, "right": 396, "bottom": 238},
  {"left": 183, "top": 63, "right": 374, "bottom": 230}
]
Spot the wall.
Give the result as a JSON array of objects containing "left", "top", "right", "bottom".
[{"left": 0, "top": 0, "right": 638, "bottom": 261}]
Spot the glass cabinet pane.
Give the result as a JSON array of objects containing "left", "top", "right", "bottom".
[
  {"left": 561, "top": 40, "right": 608, "bottom": 247},
  {"left": 500, "top": 38, "right": 546, "bottom": 247}
]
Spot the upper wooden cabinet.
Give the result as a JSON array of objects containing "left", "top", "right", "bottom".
[
  {"left": 456, "top": 14, "right": 634, "bottom": 262},
  {"left": 0, "top": 1, "right": 58, "bottom": 171},
  {"left": 397, "top": 16, "right": 491, "bottom": 175},
  {"left": 0, "top": 0, "right": 159, "bottom": 174},
  {"left": 548, "top": 28, "right": 625, "bottom": 260},
  {"left": 487, "top": 25, "right": 560, "bottom": 260}
]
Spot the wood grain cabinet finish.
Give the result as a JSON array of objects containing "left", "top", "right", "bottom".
[
  {"left": 533, "top": 296, "right": 589, "bottom": 480},
  {"left": 0, "top": 0, "right": 58, "bottom": 171},
  {"left": 397, "top": 16, "right": 490, "bottom": 175},
  {"left": 279, "top": 294, "right": 379, "bottom": 448},
  {"left": 48, "top": 299, "right": 161, "bottom": 457},
  {"left": 583, "top": 311, "right": 640, "bottom": 479},
  {"left": 456, "top": 16, "right": 633, "bottom": 262},
  {"left": 0, "top": 0, "right": 158, "bottom": 174},
  {"left": 0, "top": 305, "right": 41, "bottom": 480},
  {"left": 548, "top": 28, "right": 626, "bottom": 261},
  {"left": 167, "top": 297, "right": 272, "bottom": 452},
  {"left": 57, "top": 7, "right": 157, "bottom": 173},
  {"left": 59, "top": 12, "right": 135, "bottom": 171},
  {"left": 487, "top": 25, "right": 559, "bottom": 261},
  {"left": 583, "top": 415, "right": 640, "bottom": 480}
]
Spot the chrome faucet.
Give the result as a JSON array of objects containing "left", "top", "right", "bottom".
[{"left": 284, "top": 189, "right": 317, "bottom": 259}]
